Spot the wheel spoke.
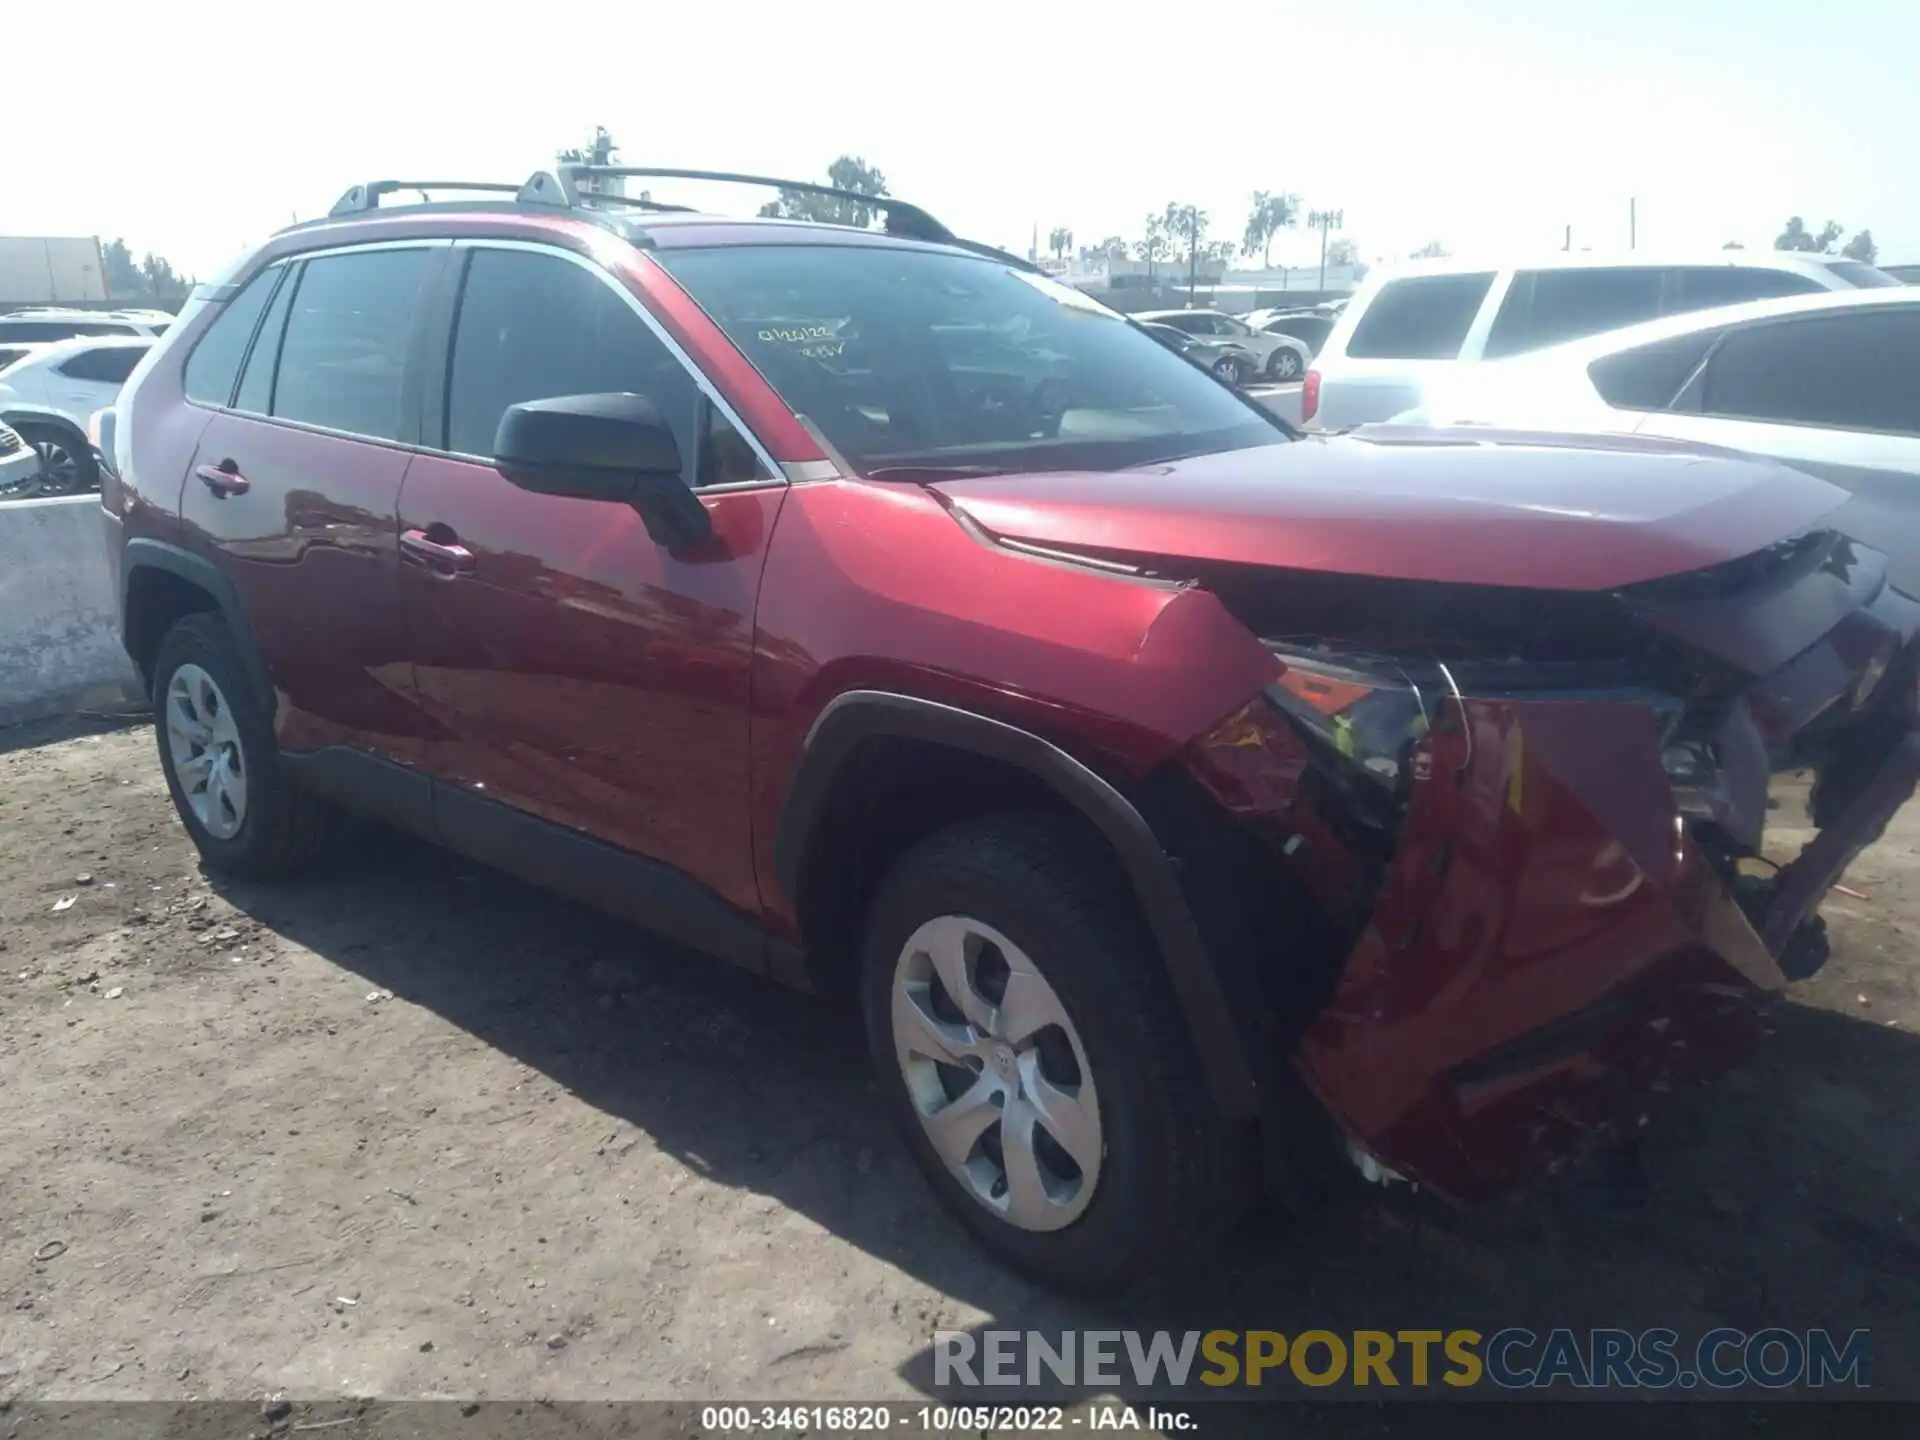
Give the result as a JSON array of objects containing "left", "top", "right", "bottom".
[
  {"left": 194, "top": 674, "right": 221, "bottom": 729},
  {"left": 999, "top": 1099, "right": 1053, "bottom": 1228},
  {"left": 997, "top": 968, "right": 1072, "bottom": 1046},
  {"left": 1022, "top": 1059, "right": 1101, "bottom": 1174},
  {"left": 221, "top": 756, "right": 248, "bottom": 825},
  {"left": 177, "top": 751, "right": 214, "bottom": 790},
  {"left": 893, "top": 983, "right": 976, "bottom": 1067},
  {"left": 168, "top": 691, "right": 208, "bottom": 746},
  {"left": 919, "top": 917, "right": 997, "bottom": 1032},
  {"left": 921, "top": 1073, "right": 1001, "bottom": 1170}
]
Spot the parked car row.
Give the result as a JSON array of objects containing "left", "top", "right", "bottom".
[
  {"left": 1301, "top": 249, "right": 1894, "bottom": 428},
  {"left": 0, "top": 306, "right": 172, "bottom": 343},
  {"left": 1135, "top": 307, "right": 1312, "bottom": 381},
  {"left": 0, "top": 299, "right": 167, "bottom": 497},
  {"left": 104, "top": 165, "right": 1920, "bottom": 1296}
]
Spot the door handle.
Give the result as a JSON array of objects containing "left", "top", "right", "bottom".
[
  {"left": 194, "top": 460, "right": 250, "bottom": 497},
  {"left": 401, "top": 526, "right": 476, "bottom": 575}
]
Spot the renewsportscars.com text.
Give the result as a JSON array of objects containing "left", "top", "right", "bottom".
[{"left": 934, "top": 1327, "right": 1872, "bottom": 1391}]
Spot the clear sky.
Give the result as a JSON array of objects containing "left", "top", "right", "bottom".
[{"left": 7, "top": 0, "right": 1909, "bottom": 279}]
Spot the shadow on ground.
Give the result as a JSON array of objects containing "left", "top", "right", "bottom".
[{"left": 207, "top": 830, "right": 1920, "bottom": 1425}]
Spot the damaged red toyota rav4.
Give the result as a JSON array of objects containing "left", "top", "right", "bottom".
[{"left": 106, "top": 166, "right": 1919, "bottom": 1294}]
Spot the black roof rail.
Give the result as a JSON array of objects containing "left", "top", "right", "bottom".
[
  {"left": 328, "top": 179, "right": 527, "bottom": 217},
  {"left": 550, "top": 165, "right": 958, "bottom": 244}
]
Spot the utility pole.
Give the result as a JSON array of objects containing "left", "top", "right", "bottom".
[
  {"left": 1308, "top": 208, "right": 1343, "bottom": 290},
  {"left": 1629, "top": 198, "right": 1637, "bottom": 250},
  {"left": 1564, "top": 224, "right": 1572, "bottom": 252}
]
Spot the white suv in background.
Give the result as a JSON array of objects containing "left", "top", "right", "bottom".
[
  {"left": 1394, "top": 288, "right": 1920, "bottom": 590},
  {"left": 0, "top": 335, "right": 153, "bottom": 492},
  {"left": 1301, "top": 250, "right": 1899, "bottom": 429},
  {"left": 1133, "top": 308, "right": 1314, "bottom": 381}
]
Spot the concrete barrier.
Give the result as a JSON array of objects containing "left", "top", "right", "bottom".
[{"left": 0, "top": 496, "right": 143, "bottom": 724}]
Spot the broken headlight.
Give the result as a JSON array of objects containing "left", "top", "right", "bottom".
[
  {"left": 1264, "top": 647, "right": 1433, "bottom": 795},
  {"left": 1662, "top": 738, "right": 1731, "bottom": 827}
]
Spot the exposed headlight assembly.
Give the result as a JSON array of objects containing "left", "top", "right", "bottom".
[{"left": 1263, "top": 647, "right": 1434, "bottom": 797}]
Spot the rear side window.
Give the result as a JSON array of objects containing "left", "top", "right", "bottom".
[
  {"left": 1672, "top": 266, "right": 1824, "bottom": 311},
  {"left": 183, "top": 269, "right": 280, "bottom": 406},
  {"left": 1345, "top": 274, "right": 1493, "bottom": 360},
  {"left": 57, "top": 346, "right": 147, "bottom": 384},
  {"left": 1824, "top": 261, "right": 1901, "bottom": 289},
  {"left": 234, "top": 266, "right": 298, "bottom": 415},
  {"left": 1485, "top": 268, "right": 1664, "bottom": 357},
  {"left": 1586, "top": 330, "right": 1725, "bottom": 411},
  {"left": 272, "top": 248, "right": 433, "bottom": 441},
  {"left": 445, "top": 248, "right": 707, "bottom": 472},
  {"left": 1700, "top": 310, "right": 1920, "bottom": 436}
]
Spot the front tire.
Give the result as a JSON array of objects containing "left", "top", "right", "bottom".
[
  {"left": 861, "top": 813, "right": 1250, "bottom": 1295},
  {"left": 152, "top": 613, "right": 340, "bottom": 878},
  {"left": 1212, "top": 355, "right": 1250, "bottom": 387}
]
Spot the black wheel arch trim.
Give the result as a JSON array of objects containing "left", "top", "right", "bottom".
[
  {"left": 776, "top": 689, "right": 1260, "bottom": 1117},
  {"left": 121, "top": 537, "right": 274, "bottom": 707}
]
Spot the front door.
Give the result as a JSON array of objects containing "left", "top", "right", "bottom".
[
  {"left": 397, "top": 242, "right": 785, "bottom": 919},
  {"left": 179, "top": 242, "right": 447, "bottom": 768}
]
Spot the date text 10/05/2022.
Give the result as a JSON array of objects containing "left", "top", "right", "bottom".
[{"left": 701, "top": 1406, "right": 1195, "bottom": 1433}]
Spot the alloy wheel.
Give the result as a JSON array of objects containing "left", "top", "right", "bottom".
[
  {"left": 29, "top": 437, "right": 79, "bottom": 494},
  {"left": 891, "top": 915, "right": 1103, "bottom": 1231},
  {"left": 165, "top": 663, "right": 249, "bottom": 840}
]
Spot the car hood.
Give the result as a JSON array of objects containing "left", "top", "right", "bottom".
[{"left": 928, "top": 427, "right": 1849, "bottom": 591}]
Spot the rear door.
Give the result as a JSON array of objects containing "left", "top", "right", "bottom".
[
  {"left": 1638, "top": 307, "right": 1920, "bottom": 588},
  {"left": 1313, "top": 271, "right": 1496, "bottom": 427},
  {"left": 1480, "top": 266, "right": 1666, "bottom": 359},
  {"left": 180, "top": 240, "right": 446, "bottom": 772},
  {"left": 396, "top": 240, "right": 785, "bottom": 920},
  {"left": 46, "top": 343, "right": 147, "bottom": 423}
]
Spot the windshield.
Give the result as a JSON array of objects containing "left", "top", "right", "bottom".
[{"left": 656, "top": 245, "right": 1287, "bottom": 474}]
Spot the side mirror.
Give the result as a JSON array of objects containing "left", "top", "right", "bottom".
[{"left": 494, "top": 393, "right": 711, "bottom": 548}]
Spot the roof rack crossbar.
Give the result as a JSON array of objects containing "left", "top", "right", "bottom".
[
  {"left": 552, "top": 165, "right": 957, "bottom": 243},
  {"left": 328, "top": 179, "right": 527, "bottom": 218}
]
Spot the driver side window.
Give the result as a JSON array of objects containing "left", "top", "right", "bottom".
[{"left": 445, "top": 248, "right": 766, "bottom": 486}]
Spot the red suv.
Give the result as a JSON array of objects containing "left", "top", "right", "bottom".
[{"left": 107, "top": 166, "right": 1920, "bottom": 1294}]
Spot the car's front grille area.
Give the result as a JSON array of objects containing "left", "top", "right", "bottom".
[{"left": 0, "top": 423, "right": 23, "bottom": 457}]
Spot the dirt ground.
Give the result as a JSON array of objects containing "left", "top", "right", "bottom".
[{"left": 1, "top": 719, "right": 1917, "bottom": 1419}]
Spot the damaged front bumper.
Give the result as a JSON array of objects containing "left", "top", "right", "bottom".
[{"left": 1183, "top": 532, "right": 1920, "bottom": 1202}]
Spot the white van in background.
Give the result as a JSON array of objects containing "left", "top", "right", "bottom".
[{"left": 1301, "top": 250, "right": 1898, "bottom": 430}]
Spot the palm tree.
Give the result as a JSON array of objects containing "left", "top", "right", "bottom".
[
  {"left": 1241, "top": 190, "right": 1300, "bottom": 269},
  {"left": 1163, "top": 204, "right": 1209, "bottom": 301},
  {"left": 1048, "top": 226, "right": 1074, "bottom": 262},
  {"left": 1134, "top": 216, "right": 1169, "bottom": 286}
]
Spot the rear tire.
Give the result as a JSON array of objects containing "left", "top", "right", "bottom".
[
  {"left": 861, "top": 813, "right": 1251, "bottom": 1295},
  {"left": 152, "top": 613, "right": 341, "bottom": 878},
  {"left": 1266, "top": 347, "right": 1303, "bottom": 381}
]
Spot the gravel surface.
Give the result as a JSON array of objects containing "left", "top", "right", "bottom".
[{"left": 1, "top": 722, "right": 1916, "bottom": 1415}]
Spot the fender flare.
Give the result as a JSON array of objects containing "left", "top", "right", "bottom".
[
  {"left": 775, "top": 689, "right": 1259, "bottom": 1117},
  {"left": 120, "top": 537, "right": 274, "bottom": 707}
]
